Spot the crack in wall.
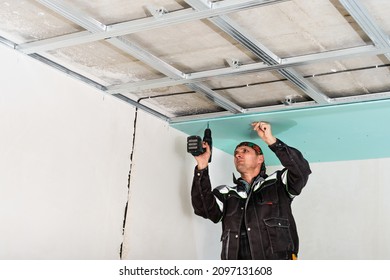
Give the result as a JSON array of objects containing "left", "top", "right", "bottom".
[{"left": 119, "top": 107, "right": 139, "bottom": 259}]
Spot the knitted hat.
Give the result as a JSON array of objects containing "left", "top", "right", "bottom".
[{"left": 235, "top": 141, "right": 263, "bottom": 155}]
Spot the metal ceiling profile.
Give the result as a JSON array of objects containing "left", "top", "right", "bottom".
[
  {"left": 340, "top": 0, "right": 390, "bottom": 60},
  {"left": 1, "top": 0, "right": 390, "bottom": 123}
]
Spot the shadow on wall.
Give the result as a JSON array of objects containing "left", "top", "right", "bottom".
[{"left": 174, "top": 135, "right": 196, "bottom": 218}]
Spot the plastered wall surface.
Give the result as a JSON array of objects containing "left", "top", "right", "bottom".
[
  {"left": 294, "top": 158, "right": 390, "bottom": 260},
  {"left": 0, "top": 44, "right": 134, "bottom": 259},
  {"left": 121, "top": 110, "right": 234, "bottom": 259}
]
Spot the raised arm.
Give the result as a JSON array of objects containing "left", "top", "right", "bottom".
[
  {"left": 190, "top": 142, "right": 223, "bottom": 223},
  {"left": 252, "top": 121, "right": 311, "bottom": 195}
]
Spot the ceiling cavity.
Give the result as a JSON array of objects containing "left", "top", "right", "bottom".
[{"left": 1, "top": 0, "right": 390, "bottom": 123}]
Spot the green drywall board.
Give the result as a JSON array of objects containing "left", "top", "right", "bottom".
[{"left": 171, "top": 99, "right": 390, "bottom": 165}]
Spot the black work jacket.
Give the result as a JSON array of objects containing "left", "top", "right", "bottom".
[{"left": 191, "top": 139, "right": 311, "bottom": 260}]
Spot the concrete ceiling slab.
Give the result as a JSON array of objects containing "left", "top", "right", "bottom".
[
  {"left": 141, "top": 91, "right": 223, "bottom": 117},
  {"left": 360, "top": 0, "right": 390, "bottom": 33},
  {"left": 307, "top": 68, "right": 390, "bottom": 97},
  {"left": 47, "top": 41, "right": 165, "bottom": 86},
  {"left": 295, "top": 55, "right": 386, "bottom": 75},
  {"left": 125, "top": 20, "right": 258, "bottom": 73},
  {"left": 0, "top": 0, "right": 81, "bottom": 43},
  {"left": 1, "top": 0, "right": 390, "bottom": 123},
  {"left": 212, "top": 81, "right": 308, "bottom": 107},
  {"left": 229, "top": 0, "right": 366, "bottom": 56},
  {"left": 64, "top": 0, "right": 189, "bottom": 25}
]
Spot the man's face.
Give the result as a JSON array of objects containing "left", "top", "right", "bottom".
[{"left": 234, "top": 146, "right": 263, "bottom": 174}]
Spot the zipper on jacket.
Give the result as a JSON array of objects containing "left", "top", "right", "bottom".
[
  {"left": 243, "top": 184, "right": 254, "bottom": 258},
  {"left": 244, "top": 181, "right": 266, "bottom": 259}
]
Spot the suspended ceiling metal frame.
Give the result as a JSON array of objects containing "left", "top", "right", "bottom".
[
  {"left": 35, "top": 0, "right": 256, "bottom": 114},
  {"left": 2, "top": 0, "right": 390, "bottom": 124},
  {"left": 340, "top": 0, "right": 390, "bottom": 60},
  {"left": 184, "top": 0, "right": 331, "bottom": 105}
]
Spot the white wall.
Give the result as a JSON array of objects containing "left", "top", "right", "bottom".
[
  {"left": 294, "top": 158, "right": 390, "bottom": 260},
  {"left": 0, "top": 44, "right": 134, "bottom": 259},
  {"left": 121, "top": 110, "right": 234, "bottom": 259}
]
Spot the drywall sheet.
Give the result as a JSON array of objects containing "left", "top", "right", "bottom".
[{"left": 172, "top": 99, "right": 390, "bottom": 165}]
